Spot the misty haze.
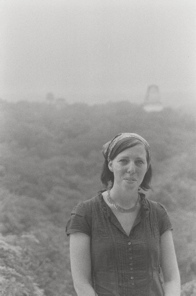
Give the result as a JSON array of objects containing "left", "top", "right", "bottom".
[{"left": 1, "top": 0, "right": 196, "bottom": 111}]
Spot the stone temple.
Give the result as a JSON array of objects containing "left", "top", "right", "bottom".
[{"left": 143, "top": 85, "right": 164, "bottom": 112}]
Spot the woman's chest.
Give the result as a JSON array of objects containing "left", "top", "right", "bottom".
[
  {"left": 91, "top": 215, "right": 150, "bottom": 273},
  {"left": 91, "top": 207, "right": 161, "bottom": 268},
  {"left": 113, "top": 210, "right": 139, "bottom": 236}
]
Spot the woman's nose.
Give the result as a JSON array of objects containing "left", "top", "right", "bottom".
[{"left": 127, "top": 161, "right": 136, "bottom": 173}]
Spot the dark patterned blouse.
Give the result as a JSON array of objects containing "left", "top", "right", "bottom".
[{"left": 66, "top": 192, "right": 172, "bottom": 296}]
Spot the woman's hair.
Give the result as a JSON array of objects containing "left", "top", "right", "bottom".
[{"left": 101, "top": 137, "right": 152, "bottom": 190}]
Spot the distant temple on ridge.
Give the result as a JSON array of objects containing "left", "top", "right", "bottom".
[{"left": 142, "top": 85, "right": 164, "bottom": 112}]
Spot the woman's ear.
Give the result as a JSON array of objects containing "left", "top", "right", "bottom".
[{"left": 108, "top": 161, "right": 113, "bottom": 172}]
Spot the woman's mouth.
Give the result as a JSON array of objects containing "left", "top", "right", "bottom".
[{"left": 124, "top": 178, "right": 137, "bottom": 182}]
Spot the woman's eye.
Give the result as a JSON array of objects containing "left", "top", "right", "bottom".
[
  {"left": 119, "top": 159, "right": 128, "bottom": 164},
  {"left": 135, "top": 160, "right": 144, "bottom": 165}
]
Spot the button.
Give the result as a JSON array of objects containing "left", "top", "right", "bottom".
[
  {"left": 128, "top": 242, "right": 132, "bottom": 245},
  {"left": 131, "top": 276, "right": 134, "bottom": 280}
]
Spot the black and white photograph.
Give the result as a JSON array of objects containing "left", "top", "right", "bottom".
[{"left": 0, "top": 0, "right": 196, "bottom": 295}]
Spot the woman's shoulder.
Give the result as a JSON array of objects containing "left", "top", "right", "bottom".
[
  {"left": 147, "top": 197, "right": 171, "bottom": 223},
  {"left": 143, "top": 195, "right": 170, "bottom": 220},
  {"left": 66, "top": 194, "right": 102, "bottom": 237},
  {"left": 71, "top": 192, "right": 102, "bottom": 215},
  {"left": 149, "top": 199, "right": 169, "bottom": 214},
  {"left": 143, "top": 193, "right": 168, "bottom": 211}
]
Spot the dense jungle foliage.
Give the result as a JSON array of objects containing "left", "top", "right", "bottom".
[{"left": 0, "top": 99, "right": 196, "bottom": 295}]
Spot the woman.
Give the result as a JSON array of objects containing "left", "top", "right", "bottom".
[{"left": 66, "top": 133, "right": 181, "bottom": 296}]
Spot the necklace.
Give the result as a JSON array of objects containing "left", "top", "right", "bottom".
[{"left": 107, "top": 190, "right": 140, "bottom": 213}]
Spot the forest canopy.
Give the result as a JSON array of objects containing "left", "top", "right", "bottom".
[{"left": 0, "top": 99, "right": 196, "bottom": 296}]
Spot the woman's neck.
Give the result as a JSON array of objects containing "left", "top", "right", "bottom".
[{"left": 109, "top": 186, "right": 139, "bottom": 208}]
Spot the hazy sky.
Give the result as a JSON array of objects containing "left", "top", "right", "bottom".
[{"left": 1, "top": 0, "right": 196, "bottom": 102}]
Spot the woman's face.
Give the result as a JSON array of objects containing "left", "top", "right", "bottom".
[{"left": 108, "top": 144, "right": 148, "bottom": 190}]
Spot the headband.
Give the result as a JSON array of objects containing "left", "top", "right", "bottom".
[{"left": 102, "top": 133, "right": 150, "bottom": 161}]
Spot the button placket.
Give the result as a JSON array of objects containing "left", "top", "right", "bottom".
[{"left": 127, "top": 240, "right": 134, "bottom": 275}]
